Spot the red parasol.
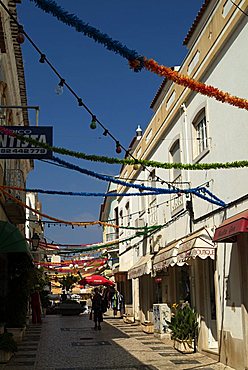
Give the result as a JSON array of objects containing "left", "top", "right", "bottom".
[{"left": 78, "top": 275, "right": 115, "bottom": 287}]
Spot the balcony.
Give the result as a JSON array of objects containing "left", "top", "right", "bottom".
[{"left": 3, "top": 169, "right": 26, "bottom": 224}]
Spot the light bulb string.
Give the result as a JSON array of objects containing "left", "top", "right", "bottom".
[
  {"left": 1, "top": 185, "right": 163, "bottom": 198},
  {"left": 56, "top": 226, "right": 164, "bottom": 255},
  {"left": 27, "top": 0, "right": 248, "bottom": 111},
  {"left": 40, "top": 157, "right": 189, "bottom": 185},
  {"left": 0, "top": 0, "right": 172, "bottom": 189}
]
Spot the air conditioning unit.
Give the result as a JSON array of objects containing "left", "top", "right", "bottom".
[{"left": 135, "top": 218, "right": 145, "bottom": 228}]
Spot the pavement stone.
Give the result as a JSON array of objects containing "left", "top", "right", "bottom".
[{"left": 0, "top": 313, "right": 236, "bottom": 370}]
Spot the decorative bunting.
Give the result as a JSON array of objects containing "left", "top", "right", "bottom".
[
  {"left": 28, "top": 0, "right": 248, "bottom": 110},
  {"left": 0, "top": 126, "right": 247, "bottom": 171}
]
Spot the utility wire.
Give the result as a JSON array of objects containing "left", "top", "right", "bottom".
[
  {"left": 230, "top": 0, "right": 248, "bottom": 16},
  {"left": 0, "top": 0, "right": 174, "bottom": 189}
]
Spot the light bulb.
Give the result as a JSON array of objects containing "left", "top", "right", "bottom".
[
  {"left": 90, "top": 115, "right": 97, "bottom": 129},
  {"left": 55, "top": 79, "right": 65, "bottom": 96},
  {"left": 133, "top": 163, "right": 139, "bottom": 170},
  {"left": 16, "top": 32, "right": 25, "bottom": 44},
  {"left": 55, "top": 84, "right": 63, "bottom": 96},
  {"left": 116, "top": 141, "right": 122, "bottom": 154}
]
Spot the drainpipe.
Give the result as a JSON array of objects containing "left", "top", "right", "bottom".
[
  {"left": 181, "top": 103, "right": 193, "bottom": 232},
  {"left": 181, "top": 104, "right": 196, "bottom": 310},
  {"left": 181, "top": 103, "right": 190, "bottom": 183}
]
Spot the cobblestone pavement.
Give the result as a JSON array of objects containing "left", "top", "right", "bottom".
[{"left": 0, "top": 314, "right": 235, "bottom": 370}]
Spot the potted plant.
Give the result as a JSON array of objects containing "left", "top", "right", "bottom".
[
  {"left": 0, "top": 332, "right": 18, "bottom": 363},
  {"left": 166, "top": 302, "right": 198, "bottom": 353}
]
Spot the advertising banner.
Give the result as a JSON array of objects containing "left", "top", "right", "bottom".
[{"left": 0, "top": 126, "right": 53, "bottom": 159}]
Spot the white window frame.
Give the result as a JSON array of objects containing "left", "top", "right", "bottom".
[
  {"left": 192, "top": 108, "right": 209, "bottom": 161},
  {"left": 169, "top": 138, "right": 181, "bottom": 182}
]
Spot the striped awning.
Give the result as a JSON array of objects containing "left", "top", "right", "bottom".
[
  {"left": 128, "top": 254, "right": 153, "bottom": 279},
  {"left": 153, "top": 241, "right": 180, "bottom": 272},
  {"left": 176, "top": 228, "right": 215, "bottom": 266}
]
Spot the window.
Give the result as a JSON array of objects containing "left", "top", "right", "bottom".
[
  {"left": 169, "top": 138, "right": 183, "bottom": 214},
  {"left": 139, "top": 183, "right": 146, "bottom": 215},
  {"left": 193, "top": 109, "right": 209, "bottom": 159},
  {"left": 149, "top": 170, "right": 156, "bottom": 203},
  {"left": 125, "top": 202, "right": 130, "bottom": 227},
  {"left": 119, "top": 209, "right": 123, "bottom": 235},
  {"left": 114, "top": 207, "right": 119, "bottom": 239},
  {"left": 170, "top": 139, "right": 181, "bottom": 181}
]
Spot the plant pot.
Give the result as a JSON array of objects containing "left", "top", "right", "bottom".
[
  {"left": 123, "top": 314, "right": 135, "bottom": 324},
  {"left": 173, "top": 338, "right": 194, "bottom": 354},
  {"left": 6, "top": 327, "right": 25, "bottom": 343},
  {"left": 0, "top": 350, "right": 14, "bottom": 363},
  {"left": 141, "top": 322, "right": 154, "bottom": 334}
]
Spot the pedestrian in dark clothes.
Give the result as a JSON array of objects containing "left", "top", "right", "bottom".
[
  {"left": 30, "top": 290, "right": 42, "bottom": 324},
  {"left": 91, "top": 288, "right": 103, "bottom": 330}
]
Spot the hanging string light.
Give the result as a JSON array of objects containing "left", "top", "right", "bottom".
[
  {"left": 115, "top": 141, "right": 122, "bottom": 154},
  {"left": 90, "top": 115, "right": 97, "bottom": 129},
  {"left": 16, "top": 25, "right": 25, "bottom": 44},
  {"left": 27, "top": 0, "right": 248, "bottom": 111},
  {"left": 39, "top": 53, "right": 46, "bottom": 63},
  {"left": 103, "top": 129, "right": 108, "bottom": 136},
  {"left": 55, "top": 78, "right": 65, "bottom": 95}
]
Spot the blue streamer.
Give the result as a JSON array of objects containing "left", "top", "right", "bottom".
[
  {"left": 50, "top": 156, "right": 226, "bottom": 207},
  {"left": 29, "top": 0, "right": 145, "bottom": 71},
  {"left": 24, "top": 188, "right": 160, "bottom": 197}
]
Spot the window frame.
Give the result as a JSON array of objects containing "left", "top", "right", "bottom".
[{"left": 192, "top": 108, "right": 210, "bottom": 162}]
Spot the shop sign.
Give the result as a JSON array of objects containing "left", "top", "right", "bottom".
[{"left": 0, "top": 126, "right": 53, "bottom": 159}]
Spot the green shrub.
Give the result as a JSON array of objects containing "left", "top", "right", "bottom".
[
  {"left": 0, "top": 333, "right": 18, "bottom": 353},
  {"left": 167, "top": 303, "right": 198, "bottom": 341}
]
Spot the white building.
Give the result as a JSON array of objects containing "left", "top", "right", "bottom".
[{"left": 101, "top": 1, "right": 248, "bottom": 369}]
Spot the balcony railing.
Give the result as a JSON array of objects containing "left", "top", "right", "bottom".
[{"left": 3, "top": 169, "right": 26, "bottom": 224}]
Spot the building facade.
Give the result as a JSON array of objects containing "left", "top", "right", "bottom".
[
  {"left": 0, "top": 0, "right": 36, "bottom": 326},
  {"left": 101, "top": 1, "right": 248, "bottom": 369}
]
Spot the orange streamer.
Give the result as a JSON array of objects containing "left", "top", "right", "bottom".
[{"left": 143, "top": 58, "right": 248, "bottom": 110}]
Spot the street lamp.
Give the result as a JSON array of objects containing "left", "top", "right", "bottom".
[{"left": 31, "top": 233, "right": 40, "bottom": 251}]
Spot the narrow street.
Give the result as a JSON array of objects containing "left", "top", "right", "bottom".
[{"left": 1, "top": 314, "right": 234, "bottom": 370}]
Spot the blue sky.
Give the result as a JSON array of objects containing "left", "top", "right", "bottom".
[{"left": 16, "top": 1, "right": 202, "bottom": 244}]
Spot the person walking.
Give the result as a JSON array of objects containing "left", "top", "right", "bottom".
[
  {"left": 111, "top": 290, "right": 125, "bottom": 317},
  {"left": 91, "top": 288, "right": 103, "bottom": 330},
  {"left": 30, "top": 289, "right": 42, "bottom": 324}
]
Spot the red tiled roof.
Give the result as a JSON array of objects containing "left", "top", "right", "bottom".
[{"left": 183, "top": 0, "right": 212, "bottom": 46}]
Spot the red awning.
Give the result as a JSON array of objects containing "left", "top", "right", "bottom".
[{"left": 213, "top": 210, "right": 248, "bottom": 243}]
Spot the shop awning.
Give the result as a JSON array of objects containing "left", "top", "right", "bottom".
[
  {"left": 177, "top": 228, "right": 215, "bottom": 266},
  {"left": 213, "top": 209, "right": 248, "bottom": 243},
  {"left": 128, "top": 254, "right": 153, "bottom": 279},
  {"left": 0, "top": 221, "right": 29, "bottom": 253},
  {"left": 153, "top": 240, "right": 180, "bottom": 272}
]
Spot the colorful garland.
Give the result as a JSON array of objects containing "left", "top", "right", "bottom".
[
  {"left": 144, "top": 58, "right": 248, "bottom": 110},
  {"left": 0, "top": 186, "right": 164, "bottom": 230},
  {"left": 0, "top": 126, "right": 247, "bottom": 171},
  {"left": 0, "top": 187, "right": 117, "bottom": 228},
  {"left": 29, "top": 0, "right": 144, "bottom": 71},
  {"left": 0, "top": 128, "right": 226, "bottom": 207},
  {"left": 28, "top": 0, "right": 248, "bottom": 110},
  {"left": 1, "top": 185, "right": 161, "bottom": 198}
]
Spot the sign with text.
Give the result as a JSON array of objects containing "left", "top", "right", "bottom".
[{"left": 0, "top": 126, "right": 53, "bottom": 159}]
